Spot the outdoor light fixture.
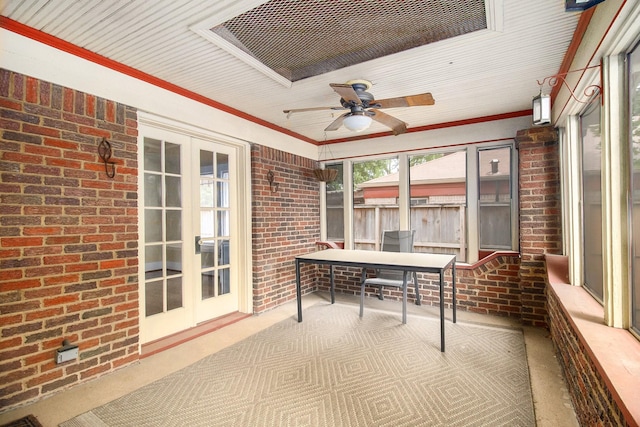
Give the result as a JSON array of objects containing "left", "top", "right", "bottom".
[
  {"left": 532, "top": 64, "right": 602, "bottom": 126},
  {"left": 343, "top": 113, "right": 372, "bottom": 132},
  {"left": 532, "top": 91, "right": 551, "bottom": 125},
  {"left": 565, "top": 0, "right": 605, "bottom": 12}
]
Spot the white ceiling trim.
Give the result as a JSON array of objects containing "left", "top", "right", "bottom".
[
  {"left": 189, "top": 0, "right": 293, "bottom": 87},
  {"left": 190, "top": 0, "right": 505, "bottom": 90},
  {"left": 485, "top": 0, "right": 505, "bottom": 33},
  {"left": 190, "top": 24, "right": 293, "bottom": 88}
]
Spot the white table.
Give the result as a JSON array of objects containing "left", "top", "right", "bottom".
[{"left": 295, "top": 249, "right": 457, "bottom": 352}]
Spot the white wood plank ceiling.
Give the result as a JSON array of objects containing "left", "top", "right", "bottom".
[{"left": 1, "top": 0, "right": 582, "bottom": 143}]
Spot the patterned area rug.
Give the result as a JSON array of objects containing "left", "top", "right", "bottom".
[{"left": 60, "top": 303, "right": 534, "bottom": 427}]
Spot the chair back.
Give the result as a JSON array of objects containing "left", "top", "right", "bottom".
[
  {"left": 378, "top": 230, "right": 415, "bottom": 281},
  {"left": 381, "top": 230, "right": 415, "bottom": 253}
]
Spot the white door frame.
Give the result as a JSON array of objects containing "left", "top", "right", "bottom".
[{"left": 137, "top": 112, "right": 253, "bottom": 345}]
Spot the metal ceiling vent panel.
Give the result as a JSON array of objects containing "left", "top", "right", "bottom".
[{"left": 200, "top": 0, "right": 487, "bottom": 85}]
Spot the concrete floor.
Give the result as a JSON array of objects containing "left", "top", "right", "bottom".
[{"left": 0, "top": 293, "right": 578, "bottom": 426}]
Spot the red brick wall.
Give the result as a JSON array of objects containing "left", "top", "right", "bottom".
[
  {"left": 547, "top": 290, "right": 627, "bottom": 426},
  {"left": 456, "top": 254, "right": 522, "bottom": 318},
  {"left": 317, "top": 254, "right": 522, "bottom": 318},
  {"left": 516, "top": 126, "right": 562, "bottom": 327},
  {"left": 251, "top": 145, "right": 320, "bottom": 313},
  {"left": 0, "top": 70, "right": 139, "bottom": 410},
  {"left": 315, "top": 126, "right": 562, "bottom": 326}
]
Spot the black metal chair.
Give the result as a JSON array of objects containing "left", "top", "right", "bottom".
[{"left": 359, "top": 230, "right": 421, "bottom": 321}]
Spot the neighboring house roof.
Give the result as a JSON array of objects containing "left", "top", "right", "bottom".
[{"left": 358, "top": 148, "right": 511, "bottom": 188}]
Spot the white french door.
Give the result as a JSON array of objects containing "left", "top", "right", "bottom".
[
  {"left": 192, "top": 138, "right": 238, "bottom": 323},
  {"left": 139, "top": 124, "right": 242, "bottom": 344}
]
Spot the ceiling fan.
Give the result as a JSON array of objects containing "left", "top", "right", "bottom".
[{"left": 283, "top": 80, "right": 435, "bottom": 136}]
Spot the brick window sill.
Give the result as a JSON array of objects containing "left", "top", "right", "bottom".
[
  {"left": 546, "top": 255, "right": 640, "bottom": 426},
  {"left": 456, "top": 250, "right": 520, "bottom": 270}
]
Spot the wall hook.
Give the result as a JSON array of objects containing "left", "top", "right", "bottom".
[
  {"left": 98, "top": 137, "right": 116, "bottom": 178},
  {"left": 267, "top": 170, "right": 279, "bottom": 193}
]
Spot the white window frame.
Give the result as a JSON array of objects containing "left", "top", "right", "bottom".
[
  {"left": 561, "top": 54, "right": 636, "bottom": 329},
  {"left": 321, "top": 140, "right": 518, "bottom": 264}
]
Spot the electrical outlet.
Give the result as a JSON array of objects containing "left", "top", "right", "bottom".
[{"left": 56, "top": 342, "right": 78, "bottom": 364}]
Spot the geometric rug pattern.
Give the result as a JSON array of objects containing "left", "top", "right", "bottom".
[{"left": 60, "top": 303, "right": 535, "bottom": 427}]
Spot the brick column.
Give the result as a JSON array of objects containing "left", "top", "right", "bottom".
[
  {"left": 251, "top": 145, "right": 320, "bottom": 313},
  {"left": 515, "top": 126, "right": 562, "bottom": 327}
]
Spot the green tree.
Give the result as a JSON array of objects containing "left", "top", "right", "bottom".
[
  {"left": 326, "top": 154, "right": 446, "bottom": 192},
  {"left": 326, "top": 163, "right": 343, "bottom": 192},
  {"left": 353, "top": 158, "right": 398, "bottom": 188},
  {"left": 409, "top": 153, "right": 443, "bottom": 167}
]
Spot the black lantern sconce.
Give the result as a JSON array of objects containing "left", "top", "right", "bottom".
[
  {"left": 98, "top": 137, "right": 116, "bottom": 178},
  {"left": 267, "top": 170, "right": 279, "bottom": 193}
]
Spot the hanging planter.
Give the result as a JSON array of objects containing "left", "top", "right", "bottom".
[
  {"left": 313, "top": 168, "right": 339, "bottom": 182},
  {"left": 315, "top": 139, "right": 338, "bottom": 182}
]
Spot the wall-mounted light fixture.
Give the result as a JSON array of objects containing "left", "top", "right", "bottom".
[
  {"left": 267, "top": 170, "right": 279, "bottom": 193},
  {"left": 533, "top": 64, "right": 602, "bottom": 126},
  {"left": 98, "top": 137, "right": 116, "bottom": 178},
  {"left": 532, "top": 91, "right": 551, "bottom": 125}
]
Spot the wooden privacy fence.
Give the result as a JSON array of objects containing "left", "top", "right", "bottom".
[{"left": 327, "top": 204, "right": 466, "bottom": 262}]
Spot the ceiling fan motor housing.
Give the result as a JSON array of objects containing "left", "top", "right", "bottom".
[
  {"left": 340, "top": 83, "right": 375, "bottom": 108},
  {"left": 283, "top": 80, "right": 433, "bottom": 135}
]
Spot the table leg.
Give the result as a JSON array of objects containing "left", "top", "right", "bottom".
[
  {"left": 452, "top": 262, "right": 457, "bottom": 324},
  {"left": 440, "top": 270, "right": 445, "bottom": 352},
  {"left": 296, "top": 259, "right": 302, "bottom": 322},
  {"left": 402, "top": 270, "right": 408, "bottom": 324},
  {"left": 359, "top": 268, "right": 367, "bottom": 318},
  {"left": 330, "top": 264, "right": 335, "bottom": 304}
]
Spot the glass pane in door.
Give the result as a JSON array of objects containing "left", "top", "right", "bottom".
[
  {"left": 145, "top": 210, "right": 162, "bottom": 243},
  {"left": 167, "top": 277, "right": 183, "bottom": 310},
  {"left": 143, "top": 137, "right": 184, "bottom": 316},
  {"left": 144, "top": 138, "right": 162, "bottom": 172},
  {"left": 145, "top": 245, "right": 162, "bottom": 280},
  {"left": 199, "top": 149, "right": 232, "bottom": 300},
  {"left": 219, "top": 268, "right": 230, "bottom": 295},
  {"left": 145, "top": 280, "right": 163, "bottom": 316},
  {"left": 217, "top": 153, "right": 229, "bottom": 178},
  {"left": 165, "top": 142, "right": 181, "bottom": 174},
  {"left": 202, "top": 272, "right": 215, "bottom": 299}
]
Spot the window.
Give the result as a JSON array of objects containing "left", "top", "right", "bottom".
[
  {"left": 352, "top": 157, "right": 399, "bottom": 250},
  {"left": 409, "top": 151, "right": 467, "bottom": 261},
  {"left": 322, "top": 141, "right": 517, "bottom": 260},
  {"left": 580, "top": 98, "right": 604, "bottom": 302},
  {"left": 478, "top": 146, "right": 513, "bottom": 250},
  {"left": 325, "top": 163, "right": 344, "bottom": 243},
  {"left": 630, "top": 40, "right": 640, "bottom": 334}
]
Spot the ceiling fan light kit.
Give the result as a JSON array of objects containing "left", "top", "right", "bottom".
[
  {"left": 343, "top": 113, "right": 372, "bottom": 132},
  {"left": 283, "top": 79, "right": 434, "bottom": 136}
]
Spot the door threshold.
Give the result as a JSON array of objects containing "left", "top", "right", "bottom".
[{"left": 141, "top": 311, "right": 251, "bottom": 358}]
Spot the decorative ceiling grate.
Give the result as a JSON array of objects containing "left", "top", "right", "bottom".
[{"left": 210, "top": 0, "right": 487, "bottom": 82}]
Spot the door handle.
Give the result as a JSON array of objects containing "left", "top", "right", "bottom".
[{"left": 195, "top": 236, "right": 201, "bottom": 254}]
